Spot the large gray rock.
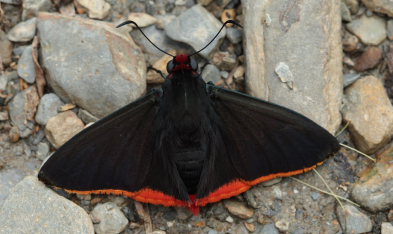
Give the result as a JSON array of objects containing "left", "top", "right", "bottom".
[
  {"left": 336, "top": 205, "right": 372, "bottom": 234},
  {"left": 37, "top": 12, "right": 146, "bottom": 118},
  {"left": 0, "top": 176, "right": 94, "bottom": 234},
  {"left": 165, "top": 4, "right": 225, "bottom": 58},
  {"left": 242, "top": 0, "right": 342, "bottom": 133}
]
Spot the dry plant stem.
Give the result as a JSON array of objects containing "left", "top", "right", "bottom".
[
  {"left": 290, "top": 177, "right": 360, "bottom": 207},
  {"left": 135, "top": 201, "right": 153, "bottom": 233},
  {"left": 339, "top": 143, "right": 376, "bottom": 162},
  {"left": 313, "top": 169, "right": 343, "bottom": 209},
  {"left": 335, "top": 121, "right": 350, "bottom": 137}
]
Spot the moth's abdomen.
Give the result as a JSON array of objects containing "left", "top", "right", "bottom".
[{"left": 174, "top": 149, "right": 206, "bottom": 194}]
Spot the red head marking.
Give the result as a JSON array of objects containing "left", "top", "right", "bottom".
[{"left": 175, "top": 54, "right": 189, "bottom": 64}]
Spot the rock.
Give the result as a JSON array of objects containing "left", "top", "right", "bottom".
[
  {"left": 344, "top": 0, "right": 359, "bottom": 14},
  {"left": 127, "top": 13, "right": 157, "bottom": 28},
  {"left": 388, "top": 20, "right": 393, "bottom": 40},
  {"left": 0, "top": 29, "right": 13, "bottom": 65},
  {"left": 346, "top": 15, "right": 387, "bottom": 45},
  {"left": 0, "top": 0, "right": 21, "bottom": 4},
  {"left": 22, "top": 0, "right": 53, "bottom": 20},
  {"left": 233, "top": 65, "right": 245, "bottom": 80},
  {"left": 343, "top": 73, "right": 361, "bottom": 87},
  {"left": 91, "top": 202, "right": 129, "bottom": 234},
  {"left": 17, "top": 45, "right": 36, "bottom": 84},
  {"left": 35, "top": 93, "right": 64, "bottom": 125},
  {"left": 388, "top": 209, "right": 393, "bottom": 221},
  {"left": 211, "top": 51, "right": 237, "bottom": 71},
  {"left": 226, "top": 27, "right": 242, "bottom": 44},
  {"left": 7, "top": 17, "right": 37, "bottom": 42},
  {"left": 165, "top": 4, "right": 225, "bottom": 58},
  {"left": 382, "top": 222, "right": 393, "bottom": 234},
  {"left": 37, "top": 13, "right": 146, "bottom": 118},
  {"left": 201, "top": 64, "right": 221, "bottom": 85},
  {"left": 342, "top": 31, "right": 360, "bottom": 52},
  {"left": 77, "top": 109, "right": 99, "bottom": 124},
  {"left": 8, "top": 86, "right": 39, "bottom": 137},
  {"left": 274, "top": 62, "right": 294, "bottom": 90},
  {"left": 362, "top": 0, "right": 393, "bottom": 17},
  {"left": 342, "top": 76, "right": 393, "bottom": 153},
  {"left": 354, "top": 47, "right": 382, "bottom": 71},
  {"left": 243, "top": 0, "right": 342, "bottom": 133},
  {"left": 341, "top": 1, "right": 352, "bottom": 22},
  {"left": 244, "top": 222, "right": 256, "bottom": 232},
  {"left": 35, "top": 141, "right": 49, "bottom": 160},
  {"left": 275, "top": 219, "right": 290, "bottom": 232},
  {"left": 224, "top": 200, "right": 254, "bottom": 219},
  {"left": 0, "top": 176, "right": 94, "bottom": 234},
  {"left": 75, "top": 0, "right": 111, "bottom": 19},
  {"left": 45, "top": 111, "right": 84, "bottom": 149},
  {"left": 0, "top": 111, "right": 8, "bottom": 121},
  {"left": 221, "top": 9, "right": 236, "bottom": 25},
  {"left": 146, "top": 51, "right": 175, "bottom": 84},
  {"left": 336, "top": 205, "right": 372, "bottom": 234},
  {"left": 351, "top": 144, "right": 393, "bottom": 212},
  {"left": 8, "top": 126, "right": 20, "bottom": 143},
  {"left": 258, "top": 223, "right": 279, "bottom": 234},
  {"left": 0, "top": 168, "right": 24, "bottom": 206}
]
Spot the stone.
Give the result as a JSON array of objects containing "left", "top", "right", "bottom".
[
  {"left": 354, "top": 47, "right": 382, "bottom": 71},
  {"left": 8, "top": 86, "right": 39, "bottom": 137},
  {"left": 165, "top": 4, "right": 226, "bottom": 58},
  {"left": 388, "top": 20, "right": 393, "bottom": 40},
  {"left": 17, "top": 45, "right": 36, "bottom": 84},
  {"left": 336, "top": 205, "right": 372, "bottom": 234},
  {"left": 344, "top": 0, "right": 359, "bottom": 14},
  {"left": 221, "top": 9, "right": 236, "bottom": 25},
  {"left": 38, "top": 13, "right": 146, "bottom": 118},
  {"left": 244, "top": 222, "right": 256, "bottom": 232},
  {"left": 91, "top": 202, "right": 129, "bottom": 234},
  {"left": 275, "top": 219, "right": 290, "bottom": 232},
  {"left": 77, "top": 109, "right": 99, "bottom": 124},
  {"left": 341, "top": 1, "right": 352, "bottom": 22},
  {"left": 45, "top": 111, "right": 84, "bottom": 149},
  {"left": 233, "top": 65, "right": 245, "bottom": 80},
  {"left": 22, "top": 0, "right": 53, "bottom": 20},
  {"left": 275, "top": 62, "right": 294, "bottom": 90},
  {"left": 342, "top": 31, "right": 360, "bottom": 52},
  {"left": 243, "top": 0, "right": 342, "bottom": 133},
  {"left": 211, "top": 51, "right": 237, "bottom": 71},
  {"left": 75, "top": 0, "right": 111, "bottom": 19},
  {"left": 0, "top": 176, "right": 94, "bottom": 234},
  {"left": 7, "top": 17, "right": 37, "bottom": 42},
  {"left": 362, "top": 0, "right": 393, "bottom": 17},
  {"left": 146, "top": 51, "right": 175, "bottom": 84},
  {"left": 0, "top": 29, "right": 13, "bottom": 65},
  {"left": 351, "top": 144, "right": 393, "bottom": 212},
  {"left": 127, "top": 12, "right": 157, "bottom": 28},
  {"left": 201, "top": 64, "right": 221, "bottom": 85},
  {"left": 346, "top": 15, "right": 387, "bottom": 45},
  {"left": 226, "top": 27, "right": 242, "bottom": 44},
  {"left": 342, "top": 76, "right": 393, "bottom": 153},
  {"left": 343, "top": 73, "right": 361, "bottom": 87},
  {"left": 0, "top": 111, "right": 8, "bottom": 121},
  {"left": 35, "top": 93, "right": 64, "bottom": 125},
  {"left": 382, "top": 222, "right": 393, "bottom": 234},
  {"left": 224, "top": 200, "right": 254, "bottom": 219},
  {"left": 259, "top": 223, "right": 279, "bottom": 234},
  {"left": 35, "top": 141, "right": 50, "bottom": 160}
]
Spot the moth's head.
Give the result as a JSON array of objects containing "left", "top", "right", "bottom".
[{"left": 166, "top": 54, "right": 198, "bottom": 74}]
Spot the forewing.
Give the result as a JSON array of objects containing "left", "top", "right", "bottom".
[
  {"left": 196, "top": 85, "right": 339, "bottom": 205},
  {"left": 39, "top": 90, "right": 189, "bottom": 206}
]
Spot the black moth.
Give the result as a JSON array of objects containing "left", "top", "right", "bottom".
[{"left": 38, "top": 20, "right": 339, "bottom": 215}]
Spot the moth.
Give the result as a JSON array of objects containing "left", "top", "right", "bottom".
[{"left": 38, "top": 20, "right": 340, "bottom": 215}]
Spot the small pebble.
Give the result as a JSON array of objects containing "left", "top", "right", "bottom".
[
  {"left": 381, "top": 222, "right": 393, "bottom": 234},
  {"left": 17, "top": 45, "right": 36, "bottom": 84},
  {"left": 224, "top": 200, "right": 254, "bottom": 219},
  {"left": 7, "top": 17, "right": 37, "bottom": 42}
]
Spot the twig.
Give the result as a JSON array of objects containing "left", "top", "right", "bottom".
[{"left": 340, "top": 143, "right": 376, "bottom": 162}]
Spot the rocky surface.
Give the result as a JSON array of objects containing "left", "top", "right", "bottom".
[
  {"left": 342, "top": 76, "right": 393, "bottom": 153},
  {"left": 0, "top": 0, "right": 393, "bottom": 233},
  {"left": 37, "top": 12, "right": 146, "bottom": 118},
  {"left": 0, "top": 176, "right": 94, "bottom": 234},
  {"left": 243, "top": 0, "right": 343, "bottom": 133}
]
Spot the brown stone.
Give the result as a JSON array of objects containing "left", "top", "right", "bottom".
[
  {"left": 354, "top": 47, "right": 382, "bottom": 71},
  {"left": 342, "top": 31, "right": 359, "bottom": 52},
  {"left": 351, "top": 144, "right": 393, "bottom": 212},
  {"left": 0, "top": 29, "right": 13, "bottom": 65},
  {"left": 221, "top": 9, "right": 236, "bottom": 26},
  {"left": 146, "top": 50, "right": 175, "bottom": 84},
  {"left": 342, "top": 76, "right": 393, "bottom": 153},
  {"left": 224, "top": 200, "right": 254, "bottom": 219},
  {"left": 45, "top": 111, "right": 84, "bottom": 148},
  {"left": 244, "top": 222, "right": 256, "bottom": 232}
]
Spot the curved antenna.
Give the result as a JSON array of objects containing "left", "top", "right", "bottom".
[
  {"left": 116, "top": 21, "right": 175, "bottom": 57},
  {"left": 190, "top": 20, "right": 242, "bottom": 57}
]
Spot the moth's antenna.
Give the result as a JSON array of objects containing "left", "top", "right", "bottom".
[
  {"left": 190, "top": 20, "right": 242, "bottom": 57},
  {"left": 116, "top": 21, "right": 175, "bottom": 57}
]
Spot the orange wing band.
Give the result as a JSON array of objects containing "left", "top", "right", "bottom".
[{"left": 64, "top": 162, "right": 323, "bottom": 208}]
